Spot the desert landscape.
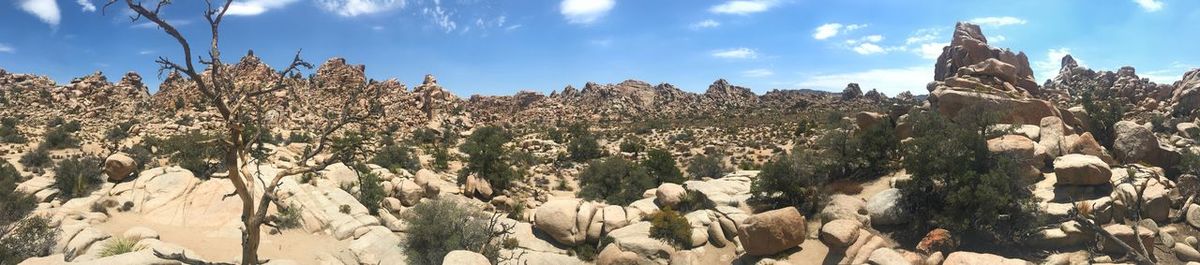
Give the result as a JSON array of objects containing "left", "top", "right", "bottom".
[{"left": 2, "top": 0, "right": 1200, "bottom": 265}]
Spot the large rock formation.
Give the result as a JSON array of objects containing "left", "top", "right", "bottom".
[{"left": 934, "top": 22, "right": 1037, "bottom": 95}]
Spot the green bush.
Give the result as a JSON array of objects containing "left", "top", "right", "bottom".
[
  {"left": 644, "top": 149, "right": 684, "bottom": 184},
  {"left": 571, "top": 244, "right": 598, "bottom": 261},
  {"left": 370, "top": 145, "right": 421, "bottom": 172},
  {"left": 687, "top": 154, "right": 727, "bottom": 179},
  {"left": 41, "top": 121, "right": 81, "bottom": 149},
  {"left": 285, "top": 131, "right": 312, "bottom": 144},
  {"left": 1081, "top": 91, "right": 1125, "bottom": 149},
  {"left": 619, "top": 137, "right": 646, "bottom": 156},
  {"left": 747, "top": 150, "right": 828, "bottom": 215},
  {"left": 1, "top": 161, "right": 37, "bottom": 225},
  {"left": 54, "top": 156, "right": 104, "bottom": 199},
  {"left": 568, "top": 134, "right": 603, "bottom": 162},
  {"left": 897, "top": 110, "right": 1042, "bottom": 249},
  {"left": 274, "top": 204, "right": 302, "bottom": 230},
  {"left": 649, "top": 208, "right": 692, "bottom": 248},
  {"left": 0, "top": 117, "right": 27, "bottom": 144},
  {"left": 401, "top": 198, "right": 507, "bottom": 265},
  {"left": 356, "top": 168, "right": 386, "bottom": 215},
  {"left": 430, "top": 145, "right": 451, "bottom": 171},
  {"left": 578, "top": 157, "right": 656, "bottom": 206},
  {"left": 98, "top": 237, "right": 143, "bottom": 257},
  {"left": 153, "top": 132, "right": 222, "bottom": 178},
  {"left": 19, "top": 146, "right": 52, "bottom": 169},
  {"left": 818, "top": 119, "right": 899, "bottom": 180},
  {"left": 0, "top": 216, "right": 58, "bottom": 264},
  {"left": 459, "top": 126, "right": 517, "bottom": 192}
]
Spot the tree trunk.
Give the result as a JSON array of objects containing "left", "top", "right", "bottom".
[
  {"left": 224, "top": 127, "right": 260, "bottom": 265},
  {"left": 242, "top": 218, "right": 261, "bottom": 265}
]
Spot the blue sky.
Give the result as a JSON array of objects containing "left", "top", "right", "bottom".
[{"left": 0, "top": 0, "right": 1197, "bottom": 96}]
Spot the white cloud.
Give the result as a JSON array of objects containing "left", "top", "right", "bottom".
[
  {"left": 0, "top": 43, "right": 14, "bottom": 53},
  {"left": 852, "top": 43, "right": 885, "bottom": 55},
  {"left": 505, "top": 24, "right": 523, "bottom": 31},
  {"left": 560, "top": 0, "right": 615, "bottom": 25},
  {"left": 1143, "top": 62, "right": 1195, "bottom": 83},
  {"left": 422, "top": 0, "right": 456, "bottom": 33},
  {"left": 991, "top": 35, "right": 1007, "bottom": 42},
  {"left": 711, "top": 48, "right": 758, "bottom": 59},
  {"left": 316, "top": 0, "right": 404, "bottom": 17},
  {"left": 968, "top": 16, "right": 1027, "bottom": 27},
  {"left": 905, "top": 28, "right": 942, "bottom": 45},
  {"left": 1033, "top": 48, "right": 1081, "bottom": 81},
  {"left": 917, "top": 42, "right": 947, "bottom": 60},
  {"left": 226, "top": 0, "right": 299, "bottom": 16},
  {"left": 138, "top": 50, "right": 155, "bottom": 55},
  {"left": 709, "top": 0, "right": 778, "bottom": 15},
  {"left": 76, "top": 0, "right": 96, "bottom": 12},
  {"left": 742, "top": 68, "right": 774, "bottom": 77},
  {"left": 1133, "top": 0, "right": 1164, "bottom": 12},
  {"left": 690, "top": 19, "right": 720, "bottom": 30},
  {"left": 590, "top": 38, "right": 613, "bottom": 47},
  {"left": 813, "top": 23, "right": 865, "bottom": 40},
  {"left": 19, "top": 0, "right": 61, "bottom": 27},
  {"left": 796, "top": 66, "right": 931, "bottom": 96},
  {"left": 863, "top": 35, "right": 883, "bottom": 43}
]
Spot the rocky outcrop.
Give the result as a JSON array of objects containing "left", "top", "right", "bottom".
[
  {"left": 934, "top": 23, "right": 1037, "bottom": 95},
  {"left": 1113, "top": 121, "right": 1179, "bottom": 168}
]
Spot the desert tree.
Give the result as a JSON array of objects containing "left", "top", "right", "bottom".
[{"left": 103, "top": 1, "right": 383, "bottom": 264}]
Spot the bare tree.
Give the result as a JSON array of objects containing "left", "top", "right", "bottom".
[{"left": 103, "top": 1, "right": 382, "bottom": 264}]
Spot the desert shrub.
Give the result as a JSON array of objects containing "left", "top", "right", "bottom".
[
  {"left": 747, "top": 150, "right": 828, "bottom": 215},
  {"left": 674, "top": 190, "right": 714, "bottom": 213},
  {"left": 356, "top": 168, "right": 386, "bottom": 215},
  {"left": 620, "top": 137, "right": 646, "bottom": 156},
  {"left": 649, "top": 208, "right": 692, "bottom": 248},
  {"left": 430, "top": 145, "right": 451, "bottom": 171},
  {"left": 175, "top": 115, "right": 194, "bottom": 126},
  {"left": 547, "top": 127, "right": 566, "bottom": 144},
  {"left": 54, "top": 156, "right": 104, "bottom": 199},
  {"left": 41, "top": 121, "right": 81, "bottom": 149},
  {"left": 460, "top": 126, "right": 517, "bottom": 192},
  {"left": 571, "top": 244, "right": 598, "bottom": 261},
  {"left": 153, "top": 132, "right": 222, "bottom": 178},
  {"left": 819, "top": 119, "right": 899, "bottom": 180},
  {"left": 274, "top": 204, "right": 302, "bottom": 230},
  {"left": 897, "top": 110, "right": 1042, "bottom": 249},
  {"left": 0, "top": 117, "right": 27, "bottom": 144},
  {"left": 644, "top": 149, "right": 684, "bottom": 184},
  {"left": 568, "top": 134, "right": 603, "bottom": 162},
  {"left": 371, "top": 145, "right": 421, "bottom": 172},
  {"left": 285, "top": 131, "right": 312, "bottom": 144},
  {"left": 1, "top": 161, "right": 37, "bottom": 224},
  {"left": 1081, "top": 91, "right": 1125, "bottom": 149},
  {"left": 98, "top": 237, "right": 143, "bottom": 257},
  {"left": 669, "top": 130, "right": 694, "bottom": 143},
  {"left": 105, "top": 120, "right": 138, "bottom": 142},
  {"left": 411, "top": 127, "right": 441, "bottom": 145},
  {"left": 687, "top": 153, "right": 727, "bottom": 179},
  {"left": 401, "top": 198, "right": 507, "bottom": 265},
  {"left": 0, "top": 216, "right": 58, "bottom": 264},
  {"left": 173, "top": 97, "right": 185, "bottom": 110},
  {"left": 578, "top": 157, "right": 655, "bottom": 205},
  {"left": 19, "top": 146, "right": 52, "bottom": 169}
]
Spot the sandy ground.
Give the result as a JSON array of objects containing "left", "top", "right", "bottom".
[{"left": 95, "top": 212, "right": 351, "bottom": 264}]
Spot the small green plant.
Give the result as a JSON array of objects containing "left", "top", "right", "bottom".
[
  {"left": 98, "top": 237, "right": 143, "bottom": 257},
  {"left": 54, "top": 156, "right": 104, "bottom": 199},
  {"left": 459, "top": 126, "right": 517, "bottom": 192},
  {"left": 370, "top": 145, "right": 421, "bottom": 172},
  {"left": 649, "top": 208, "right": 692, "bottom": 249},
  {"left": 687, "top": 153, "right": 727, "bottom": 179},
  {"left": 571, "top": 244, "right": 598, "bottom": 261},
  {"left": 643, "top": 149, "right": 684, "bottom": 184},
  {"left": 19, "top": 146, "right": 52, "bottom": 169},
  {"left": 0, "top": 216, "right": 58, "bottom": 264},
  {"left": 339, "top": 204, "right": 351, "bottom": 214},
  {"left": 578, "top": 157, "right": 656, "bottom": 206},
  {"left": 152, "top": 132, "right": 222, "bottom": 178},
  {"left": 748, "top": 150, "right": 828, "bottom": 215},
  {"left": 41, "top": 120, "right": 81, "bottom": 149},
  {"left": 105, "top": 120, "right": 138, "bottom": 142},
  {"left": 568, "top": 134, "right": 603, "bottom": 162},
  {"left": 401, "top": 198, "right": 510, "bottom": 265},
  {"left": 0, "top": 117, "right": 27, "bottom": 144},
  {"left": 356, "top": 168, "right": 386, "bottom": 215},
  {"left": 274, "top": 204, "right": 302, "bottom": 230}
]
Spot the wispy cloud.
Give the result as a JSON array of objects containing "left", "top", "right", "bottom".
[
  {"left": 742, "top": 68, "right": 774, "bottom": 77},
  {"left": 1133, "top": 0, "right": 1164, "bottom": 12},
  {"left": 709, "top": 0, "right": 778, "bottom": 15},
  {"left": 560, "top": 0, "right": 615, "bottom": 25},
  {"left": 1143, "top": 62, "right": 1195, "bottom": 83},
  {"left": 0, "top": 43, "right": 15, "bottom": 53},
  {"left": 711, "top": 48, "right": 758, "bottom": 59},
  {"left": 690, "top": 19, "right": 720, "bottom": 30},
  {"left": 226, "top": 0, "right": 299, "bottom": 16},
  {"left": 19, "top": 0, "right": 61, "bottom": 27},
  {"left": 422, "top": 0, "right": 456, "bottom": 33},
  {"left": 852, "top": 43, "right": 885, "bottom": 55},
  {"left": 968, "top": 16, "right": 1027, "bottom": 27},
  {"left": 813, "top": 23, "right": 866, "bottom": 40},
  {"left": 905, "top": 28, "right": 942, "bottom": 45},
  {"left": 316, "top": 0, "right": 404, "bottom": 17},
  {"left": 917, "top": 42, "right": 947, "bottom": 60},
  {"left": 796, "top": 66, "right": 931, "bottom": 96},
  {"left": 138, "top": 50, "right": 155, "bottom": 55},
  {"left": 76, "top": 0, "right": 96, "bottom": 12}
]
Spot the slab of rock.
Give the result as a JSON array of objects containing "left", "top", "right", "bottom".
[
  {"left": 533, "top": 199, "right": 583, "bottom": 246},
  {"left": 866, "top": 188, "right": 907, "bottom": 225},
  {"left": 1114, "top": 121, "right": 1179, "bottom": 168},
  {"left": 442, "top": 250, "right": 489, "bottom": 265},
  {"left": 737, "top": 207, "right": 807, "bottom": 256},
  {"left": 942, "top": 251, "right": 1029, "bottom": 265},
  {"left": 819, "top": 194, "right": 870, "bottom": 225},
  {"left": 1053, "top": 154, "right": 1111, "bottom": 186},
  {"left": 868, "top": 248, "right": 913, "bottom": 265},
  {"left": 820, "top": 219, "right": 862, "bottom": 248}
]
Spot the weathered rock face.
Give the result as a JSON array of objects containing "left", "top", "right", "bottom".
[
  {"left": 1171, "top": 68, "right": 1200, "bottom": 114},
  {"left": 842, "top": 83, "right": 864, "bottom": 101},
  {"left": 1053, "top": 154, "right": 1111, "bottom": 186},
  {"left": 934, "top": 22, "right": 1037, "bottom": 94},
  {"left": 1113, "top": 121, "right": 1179, "bottom": 168},
  {"left": 737, "top": 207, "right": 807, "bottom": 256},
  {"left": 926, "top": 23, "right": 1064, "bottom": 126},
  {"left": 442, "top": 250, "right": 489, "bottom": 265}
]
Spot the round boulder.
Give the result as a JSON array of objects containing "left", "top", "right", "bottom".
[
  {"left": 737, "top": 207, "right": 807, "bottom": 256},
  {"left": 655, "top": 183, "right": 686, "bottom": 208},
  {"left": 104, "top": 153, "right": 137, "bottom": 182}
]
